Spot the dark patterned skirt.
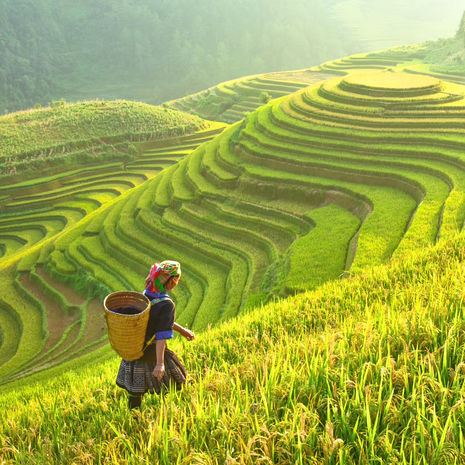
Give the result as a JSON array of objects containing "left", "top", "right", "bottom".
[{"left": 116, "top": 347, "right": 187, "bottom": 395}]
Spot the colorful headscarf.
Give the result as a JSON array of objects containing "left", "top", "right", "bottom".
[{"left": 145, "top": 260, "right": 181, "bottom": 294}]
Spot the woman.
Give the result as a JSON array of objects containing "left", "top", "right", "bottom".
[{"left": 116, "top": 260, "right": 194, "bottom": 409}]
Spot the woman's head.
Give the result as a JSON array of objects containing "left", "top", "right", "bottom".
[{"left": 145, "top": 260, "right": 181, "bottom": 293}]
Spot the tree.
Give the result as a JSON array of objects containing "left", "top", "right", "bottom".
[
  {"left": 456, "top": 11, "right": 465, "bottom": 46},
  {"left": 260, "top": 91, "right": 271, "bottom": 104}
]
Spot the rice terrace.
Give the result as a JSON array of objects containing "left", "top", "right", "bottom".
[{"left": 2, "top": 3, "right": 465, "bottom": 464}]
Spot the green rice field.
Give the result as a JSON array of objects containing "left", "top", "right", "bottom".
[{"left": 1, "top": 38, "right": 465, "bottom": 463}]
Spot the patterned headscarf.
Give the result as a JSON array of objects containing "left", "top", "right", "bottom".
[{"left": 145, "top": 260, "right": 181, "bottom": 294}]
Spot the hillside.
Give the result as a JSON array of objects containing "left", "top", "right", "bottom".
[
  {"left": 3, "top": 2, "right": 462, "bottom": 116},
  {"left": 0, "top": 102, "right": 217, "bottom": 382},
  {"left": 3, "top": 65, "right": 465, "bottom": 385},
  {"left": 0, "top": 100, "right": 207, "bottom": 178},
  {"left": 167, "top": 24, "right": 465, "bottom": 125},
  {"left": 422, "top": 11, "right": 465, "bottom": 73},
  {"left": 1, "top": 16, "right": 465, "bottom": 463},
  {"left": 1, "top": 231, "right": 465, "bottom": 463},
  {"left": 0, "top": 0, "right": 358, "bottom": 114},
  {"left": 166, "top": 71, "right": 338, "bottom": 123}
]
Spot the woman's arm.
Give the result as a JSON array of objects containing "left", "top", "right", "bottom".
[
  {"left": 153, "top": 339, "right": 167, "bottom": 381},
  {"left": 173, "top": 322, "right": 195, "bottom": 340}
]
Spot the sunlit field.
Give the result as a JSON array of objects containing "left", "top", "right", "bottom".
[
  {"left": 1, "top": 7, "right": 465, "bottom": 464},
  {"left": 2, "top": 233, "right": 465, "bottom": 463}
]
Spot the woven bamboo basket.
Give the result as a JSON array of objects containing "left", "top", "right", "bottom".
[{"left": 103, "top": 291, "right": 151, "bottom": 361}]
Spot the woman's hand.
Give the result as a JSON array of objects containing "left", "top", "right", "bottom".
[
  {"left": 153, "top": 363, "right": 165, "bottom": 381},
  {"left": 183, "top": 329, "right": 195, "bottom": 341}
]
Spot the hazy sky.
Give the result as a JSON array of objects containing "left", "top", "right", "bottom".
[{"left": 332, "top": 0, "right": 464, "bottom": 50}]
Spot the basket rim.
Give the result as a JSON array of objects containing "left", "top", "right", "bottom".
[{"left": 103, "top": 291, "right": 151, "bottom": 316}]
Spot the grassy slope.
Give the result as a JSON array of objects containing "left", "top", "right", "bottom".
[
  {"left": 0, "top": 100, "right": 207, "bottom": 178},
  {"left": 0, "top": 101, "right": 207, "bottom": 157},
  {"left": 1, "top": 233, "right": 465, "bottom": 463}
]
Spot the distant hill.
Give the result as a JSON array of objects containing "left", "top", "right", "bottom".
[
  {"left": 0, "top": 0, "right": 358, "bottom": 114},
  {"left": 458, "top": 11, "right": 465, "bottom": 39},
  {"left": 331, "top": 0, "right": 465, "bottom": 50},
  {"left": 420, "top": 11, "right": 465, "bottom": 73}
]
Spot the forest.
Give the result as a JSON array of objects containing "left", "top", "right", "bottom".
[{"left": 0, "top": 0, "right": 359, "bottom": 114}]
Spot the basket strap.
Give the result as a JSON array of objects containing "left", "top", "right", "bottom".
[{"left": 143, "top": 334, "right": 157, "bottom": 352}]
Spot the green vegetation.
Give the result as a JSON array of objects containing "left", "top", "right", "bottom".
[
  {"left": 422, "top": 12, "right": 465, "bottom": 74},
  {"left": 3, "top": 22, "right": 465, "bottom": 461},
  {"left": 167, "top": 74, "right": 330, "bottom": 124},
  {"left": 4, "top": 69, "right": 464, "bottom": 385},
  {"left": 0, "top": 101, "right": 207, "bottom": 178},
  {"left": 0, "top": 105, "right": 213, "bottom": 269},
  {"left": 234, "top": 72, "right": 465, "bottom": 266},
  {"left": 0, "top": 0, "right": 359, "bottom": 114},
  {"left": 286, "top": 205, "right": 361, "bottom": 291},
  {"left": 2, "top": 233, "right": 465, "bottom": 463},
  {"left": 0, "top": 106, "right": 221, "bottom": 381}
]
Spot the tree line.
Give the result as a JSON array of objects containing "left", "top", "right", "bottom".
[{"left": 0, "top": 0, "right": 359, "bottom": 113}]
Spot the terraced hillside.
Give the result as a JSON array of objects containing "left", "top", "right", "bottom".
[
  {"left": 163, "top": 70, "right": 465, "bottom": 297},
  {"left": 4, "top": 70, "right": 464, "bottom": 383},
  {"left": 0, "top": 104, "right": 221, "bottom": 383},
  {"left": 167, "top": 72, "right": 336, "bottom": 124},
  {"left": 235, "top": 71, "right": 465, "bottom": 272},
  {"left": 0, "top": 127, "right": 223, "bottom": 266},
  {"left": 313, "top": 46, "right": 427, "bottom": 74},
  {"left": 3, "top": 66, "right": 465, "bottom": 384},
  {"left": 3, "top": 19, "right": 465, "bottom": 460},
  {"left": 167, "top": 41, "right": 464, "bottom": 127},
  {"left": 313, "top": 46, "right": 465, "bottom": 85}
]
